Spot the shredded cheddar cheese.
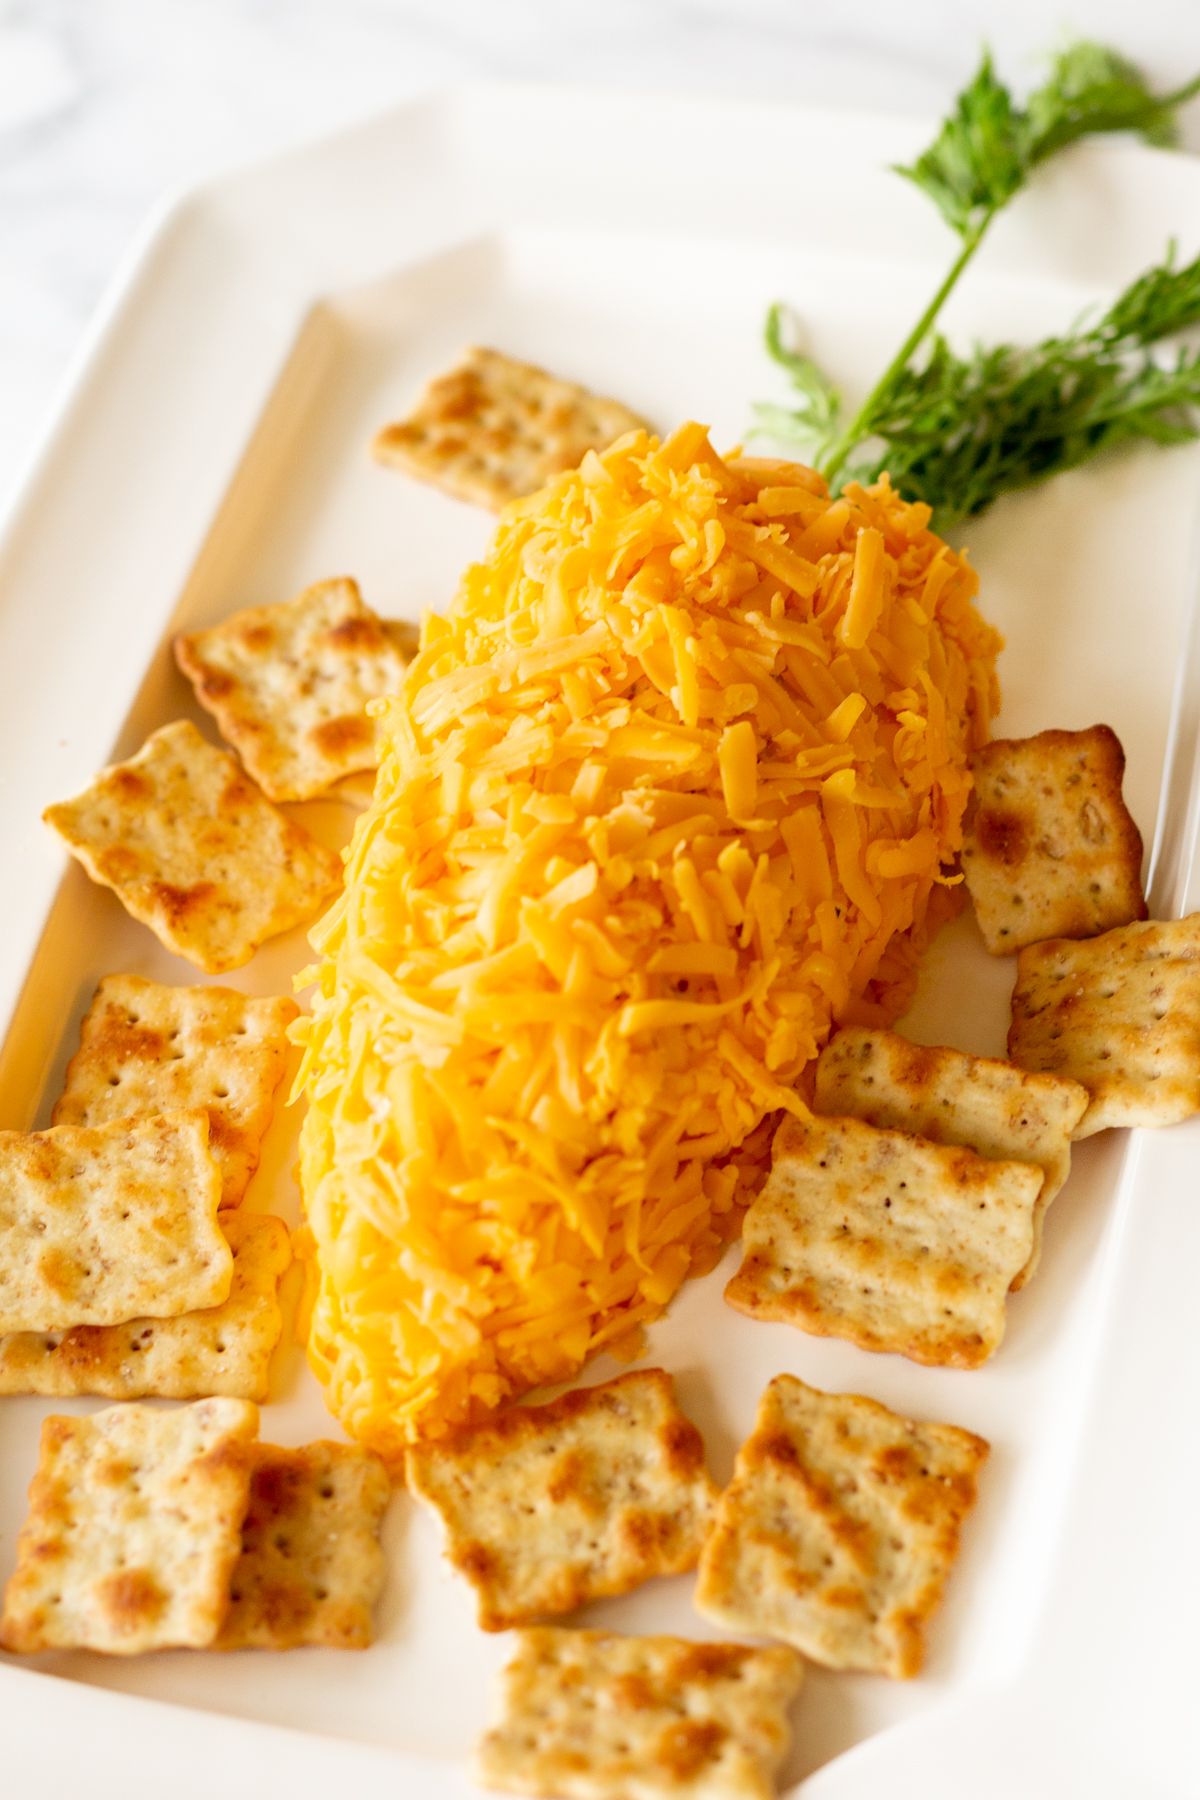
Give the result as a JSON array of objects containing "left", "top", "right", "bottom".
[{"left": 295, "top": 426, "right": 1001, "bottom": 1457}]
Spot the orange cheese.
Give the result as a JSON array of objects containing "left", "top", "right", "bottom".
[{"left": 295, "top": 426, "right": 1001, "bottom": 1457}]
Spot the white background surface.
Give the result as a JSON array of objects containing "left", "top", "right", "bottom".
[{"left": 3, "top": 0, "right": 1200, "bottom": 506}]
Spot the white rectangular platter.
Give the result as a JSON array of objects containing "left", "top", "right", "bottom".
[{"left": 1, "top": 87, "right": 1200, "bottom": 1800}]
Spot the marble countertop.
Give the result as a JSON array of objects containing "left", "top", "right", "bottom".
[{"left": 2, "top": 0, "right": 1199, "bottom": 502}]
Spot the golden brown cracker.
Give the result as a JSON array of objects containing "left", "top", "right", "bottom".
[
  {"left": 724, "top": 1113, "right": 1041, "bottom": 1369},
  {"left": 475, "top": 1628, "right": 804, "bottom": 1800},
  {"left": 0, "top": 1211, "right": 290, "bottom": 1401},
  {"left": 695, "top": 1375, "right": 988, "bottom": 1678},
  {"left": 174, "top": 578, "right": 408, "bottom": 802},
  {"left": 42, "top": 720, "right": 341, "bottom": 973},
  {"left": 373, "top": 346, "right": 648, "bottom": 510},
  {"left": 0, "top": 1397, "right": 257, "bottom": 1654},
  {"left": 962, "top": 725, "right": 1146, "bottom": 955},
  {"left": 814, "top": 1027, "right": 1088, "bottom": 1287},
  {"left": 216, "top": 1440, "right": 390, "bottom": 1649},
  {"left": 0, "top": 1111, "right": 231, "bottom": 1334},
  {"left": 1008, "top": 913, "right": 1200, "bottom": 1135},
  {"left": 406, "top": 1369, "right": 717, "bottom": 1631},
  {"left": 384, "top": 619, "right": 420, "bottom": 662},
  {"left": 53, "top": 974, "right": 296, "bottom": 1208}
]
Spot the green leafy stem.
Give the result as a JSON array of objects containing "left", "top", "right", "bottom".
[{"left": 754, "top": 43, "right": 1200, "bottom": 528}]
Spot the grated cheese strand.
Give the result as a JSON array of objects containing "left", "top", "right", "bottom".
[{"left": 296, "top": 427, "right": 1001, "bottom": 1456}]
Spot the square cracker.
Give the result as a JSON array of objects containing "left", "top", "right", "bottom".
[
  {"left": 1008, "top": 914, "right": 1200, "bottom": 1136},
  {"left": 962, "top": 724, "right": 1146, "bottom": 955},
  {"left": 405, "top": 1369, "right": 718, "bottom": 1632},
  {"left": 0, "top": 1397, "right": 258, "bottom": 1654},
  {"left": 0, "top": 1211, "right": 290, "bottom": 1401},
  {"left": 53, "top": 974, "right": 297, "bottom": 1208},
  {"left": 42, "top": 719, "right": 342, "bottom": 973},
  {"left": 695, "top": 1375, "right": 988, "bottom": 1679},
  {"left": 814, "top": 1027, "right": 1088, "bottom": 1288},
  {"left": 174, "top": 578, "right": 408, "bottom": 803},
  {"left": 724, "top": 1113, "right": 1042, "bottom": 1369},
  {"left": 0, "top": 1111, "right": 231, "bottom": 1334},
  {"left": 216, "top": 1440, "right": 390, "bottom": 1649},
  {"left": 373, "top": 346, "right": 649, "bottom": 510},
  {"left": 475, "top": 1628, "right": 804, "bottom": 1800}
]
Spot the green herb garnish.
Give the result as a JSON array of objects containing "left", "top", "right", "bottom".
[{"left": 754, "top": 43, "right": 1200, "bottom": 527}]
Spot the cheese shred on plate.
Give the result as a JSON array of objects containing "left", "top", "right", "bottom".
[{"left": 296, "top": 424, "right": 1001, "bottom": 1455}]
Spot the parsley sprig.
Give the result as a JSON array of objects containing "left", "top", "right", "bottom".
[{"left": 755, "top": 44, "right": 1200, "bottom": 527}]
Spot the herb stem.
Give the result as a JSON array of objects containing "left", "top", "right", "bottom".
[
  {"left": 764, "top": 43, "right": 1200, "bottom": 520},
  {"left": 1160, "top": 72, "right": 1200, "bottom": 111},
  {"left": 820, "top": 225, "right": 988, "bottom": 484}
]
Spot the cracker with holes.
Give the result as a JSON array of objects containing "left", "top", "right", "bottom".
[
  {"left": 475, "top": 1628, "right": 804, "bottom": 1800},
  {"left": 0, "top": 1211, "right": 290, "bottom": 1401},
  {"left": 0, "top": 1397, "right": 258, "bottom": 1654},
  {"left": 405, "top": 1369, "right": 717, "bottom": 1632},
  {"left": 216, "top": 1441, "right": 390, "bottom": 1649},
  {"left": 724, "top": 1114, "right": 1041, "bottom": 1368},
  {"left": 373, "top": 346, "right": 649, "bottom": 510},
  {"left": 962, "top": 724, "right": 1146, "bottom": 955},
  {"left": 1008, "top": 913, "right": 1200, "bottom": 1136},
  {"left": 42, "top": 720, "right": 342, "bottom": 973},
  {"left": 0, "top": 1111, "right": 231, "bottom": 1334},
  {"left": 175, "top": 578, "right": 408, "bottom": 802},
  {"left": 695, "top": 1375, "right": 988, "bottom": 1679},
  {"left": 53, "top": 975, "right": 297, "bottom": 1208},
  {"left": 814, "top": 1028, "right": 1088, "bottom": 1288}
]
